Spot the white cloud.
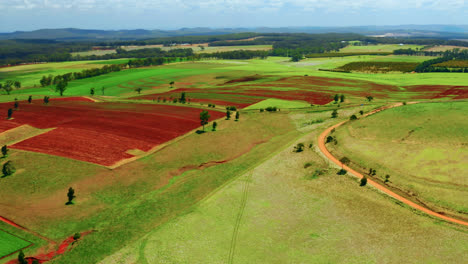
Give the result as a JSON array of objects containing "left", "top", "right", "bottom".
[{"left": 0, "top": 0, "right": 465, "bottom": 11}]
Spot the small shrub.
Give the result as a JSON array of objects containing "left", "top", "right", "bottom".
[
  {"left": 308, "top": 143, "right": 313, "bottom": 149},
  {"left": 304, "top": 162, "right": 313, "bottom": 168},
  {"left": 385, "top": 174, "right": 390, "bottom": 183},
  {"left": 265, "top": 106, "right": 277, "bottom": 112},
  {"left": 339, "top": 157, "right": 350, "bottom": 165},
  {"left": 403, "top": 102, "right": 407, "bottom": 105},
  {"left": 259, "top": 108, "right": 264, "bottom": 112},
  {"left": 350, "top": 114, "right": 357, "bottom": 120},
  {"left": 1, "top": 145, "right": 8, "bottom": 157},
  {"left": 337, "top": 169, "right": 347, "bottom": 175},
  {"left": 326, "top": 136, "right": 334, "bottom": 143},
  {"left": 359, "top": 110, "right": 364, "bottom": 115},
  {"left": 293, "top": 143, "right": 305, "bottom": 153},
  {"left": 226, "top": 106, "right": 237, "bottom": 111},
  {"left": 360, "top": 177, "right": 368, "bottom": 186}
]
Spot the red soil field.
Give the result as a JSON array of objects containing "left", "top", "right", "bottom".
[
  {"left": 0, "top": 98, "right": 224, "bottom": 166},
  {"left": 406, "top": 85, "right": 468, "bottom": 99}
]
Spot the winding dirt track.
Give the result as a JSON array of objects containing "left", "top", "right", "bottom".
[{"left": 317, "top": 103, "right": 468, "bottom": 228}]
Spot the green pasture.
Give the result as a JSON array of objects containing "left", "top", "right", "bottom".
[
  {"left": 2, "top": 56, "right": 467, "bottom": 102},
  {"left": 99, "top": 109, "right": 468, "bottom": 264},
  {"left": 0, "top": 59, "right": 127, "bottom": 88},
  {"left": 244, "top": 98, "right": 311, "bottom": 109},
  {"left": 331, "top": 101, "right": 468, "bottom": 216},
  {"left": 0, "top": 229, "right": 31, "bottom": 258}
]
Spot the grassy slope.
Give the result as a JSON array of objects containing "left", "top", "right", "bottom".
[
  {"left": 0, "top": 111, "right": 299, "bottom": 264},
  {"left": 99, "top": 109, "right": 468, "bottom": 264},
  {"left": 330, "top": 101, "right": 468, "bottom": 216},
  {"left": 244, "top": 98, "right": 311, "bottom": 110}
]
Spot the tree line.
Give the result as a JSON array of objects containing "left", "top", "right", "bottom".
[{"left": 414, "top": 49, "right": 468, "bottom": 72}]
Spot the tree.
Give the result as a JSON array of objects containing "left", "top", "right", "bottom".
[
  {"left": 331, "top": 109, "right": 338, "bottom": 118},
  {"left": 101, "top": 86, "right": 106, "bottom": 95},
  {"left": 226, "top": 110, "right": 231, "bottom": 120},
  {"left": 235, "top": 111, "right": 239, "bottom": 121},
  {"left": 43, "top": 96, "right": 49, "bottom": 105},
  {"left": 32, "top": 260, "right": 40, "bottom": 264},
  {"left": 293, "top": 143, "right": 305, "bottom": 152},
  {"left": 73, "top": 232, "right": 81, "bottom": 240},
  {"left": 7, "top": 108, "right": 12, "bottom": 119},
  {"left": 3, "top": 161, "right": 16, "bottom": 176},
  {"left": 385, "top": 174, "right": 390, "bottom": 183},
  {"left": 135, "top": 88, "right": 143, "bottom": 94},
  {"left": 326, "top": 136, "right": 334, "bottom": 143},
  {"left": 2, "top": 145, "right": 8, "bottom": 157},
  {"left": 14, "top": 81, "right": 21, "bottom": 89},
  {"left": 180, "top": 92, "right": 186, "bottom": 103},
  {"left": 291, "top": 53, "right": 302, "bottom": 62},
  {"left": 359, "top": 110, "right": 364, "bottom": 115},
  {"left": 28, "top": 95, "right": 32, "bottom": 104},
  {"left": 14, "top": 100, "right": 19, "bottom": 109},
  {"left": 3, "top": 80, "right": 13, "bottom": 95},
  {"left": 18, "top": 250, "right": 27, "bottom": 264},
  {"left": 366, "top": 95, "right": 374, "bottom": 102},
  {"left": 66, "top": 187, "right": 76, "bottom": 205},
  {"left": 212, "top": 121, "right": 217, "bottom": 131},
  {"left": 56, "top": 80, "right": 68, "bottom": 96},
  {"left": 360, "top": 177, "right": 368, "bottom": 186},
  {"left": 90, "top": 87, "right": 95, "bottom": 96},
  {"left": 350, "top": 114, "right": 357, "bottom": 120},
  {"left": 334, "top": 94, "right": 339, "bottom": 103},
  {"left": 169, "top": 81, "right": 175, "bottom": 88},
  {"left": 340, "top": 94, "right": 345, "bottom": 103},
  {"left": 199, "top": 111, "right": 210, "bottom": 131},
  {"left": 337, "top": 169, "right": 347, "bottom": 175}
]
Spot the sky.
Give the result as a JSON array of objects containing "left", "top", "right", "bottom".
[{"left": 0, "top": 0, "right": 467, "bottom": 32}]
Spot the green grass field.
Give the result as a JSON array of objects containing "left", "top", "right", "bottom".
[
  {"left": 0, "top": 229, "right": 31, "bottom": 258},
  {"left": 99, "top": 109, "right": 468, "bottom": 264},
  {"left": 244, "top": 98, "right": 311, "bottom": 109},
  {"left": 330, "top": 101, "right": 468, "bottom": 217}
]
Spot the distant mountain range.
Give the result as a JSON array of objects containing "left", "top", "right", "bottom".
[{"left": 1, "top": 25, "right": 467, "bottom": 41}]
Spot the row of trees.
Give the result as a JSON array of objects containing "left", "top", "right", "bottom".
[{"left": 414, "top": 49, "right": 468, "bottom": 72}]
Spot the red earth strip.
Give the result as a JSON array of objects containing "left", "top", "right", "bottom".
[{"left": 5, "top": 231, "right": 93, "bottom": 264}]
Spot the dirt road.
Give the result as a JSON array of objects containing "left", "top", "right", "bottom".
[{"left": 317, "top": 104, "right": 468, "bottom": 228}]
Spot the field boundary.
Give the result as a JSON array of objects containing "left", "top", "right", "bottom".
[{"left": 317, "top": 102, "right": 468, "bottom": 228}]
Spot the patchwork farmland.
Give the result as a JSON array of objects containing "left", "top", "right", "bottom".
[
  {"left": 1, "top": 39, "right": 467, "bottom": 264},
  {"left": 0, "top": 98, "right": 224, "bottom": 166}
]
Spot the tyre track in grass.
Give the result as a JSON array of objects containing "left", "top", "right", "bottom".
[
  {"left": 317, "top": 103, "right": 468, "bottom": 228},
  {"left": 228, "top": 172, "right": 252, "bottom": 264}
]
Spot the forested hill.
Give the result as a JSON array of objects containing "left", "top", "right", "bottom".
[{"left": 1, "top": 25, "right": 467, "bottom": 41}]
